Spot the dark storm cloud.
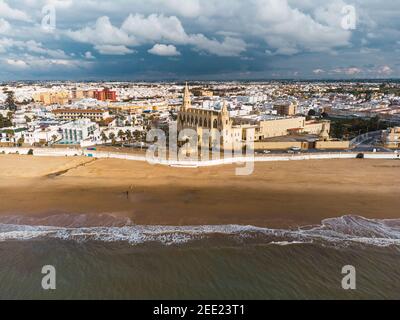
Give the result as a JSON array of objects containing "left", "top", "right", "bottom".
[{"left": 0, "top": 0, "right": 398, "bottom": 80}]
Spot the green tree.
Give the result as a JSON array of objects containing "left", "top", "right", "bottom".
[
  {"left": 332, "top": 122, "right": 345, "bottom": 139},
  {"left": 109, "top": 132, "right": 116, "bottom": 145},
  {"left": 101, "top": 131, "right": 108, "bottom": 144},
  {"left": 0, "top": 114, "right": 12, "bottom": 128},
  {"left": 5, "top": 91, "right": 17, "bottom": 111},
  {"left": 17, "top": 136, "right": 24, "bottom": 147},
  {"left": 125, "top": 130, "right": 132, "bottom": 142},
  {"left": 369, "top": 116, "right": 381, "bottom": 131},
  {"left": 117, "top": 130, "right": 125, "bottom": 141},
  {"left": 133, "top": 130, "right": 142, "bottom": 142},
  {"left": 51, "top": 135, "right": 58, "bottom": 144},
  {"left": 6, "top": 130, "right": 15, "bottom": 146},
  {"left": 308, "top": 109, "right": 316, "bottom": 117}
]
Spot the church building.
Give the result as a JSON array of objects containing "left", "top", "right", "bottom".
[{"left": 177, "top": 83, "right": 247, "bottom": 151}]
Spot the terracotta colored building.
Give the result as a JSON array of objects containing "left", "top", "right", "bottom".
[{"left": 94, "top": 88, "right": 117, "bottom": 101}]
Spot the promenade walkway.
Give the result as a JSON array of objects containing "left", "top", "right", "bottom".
[{"left": 1, "top": 147, "right": 399, "bottom": 167}]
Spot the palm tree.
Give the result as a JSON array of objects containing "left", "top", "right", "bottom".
[
  {"left": 17, "top": 136, "right": 24, "bottom": 147},
  {"left": 117, "top": 130, "right": 125, "bottom": 142},
  {"left": 109, "top": 132, "right": 116, "bottom": 145},
  {"left": 133, "top": 130, "right": 142, "bottom": 142},
  {"left": 7, "top": 131, "right": 15, "bottom": 146},
  {"left": 125, "top": 130, "right": 132, "bottom": 143},
  {"left": 101, "top": 132, "right": 108, "bottom": 144}
]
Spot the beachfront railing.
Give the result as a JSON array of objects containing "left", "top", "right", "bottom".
[
  {"left": 1, "top": 147, "right": 399, "bottom": 167},
  {"left": 350, "top": 130, "right": 384, "bottom": 147}
]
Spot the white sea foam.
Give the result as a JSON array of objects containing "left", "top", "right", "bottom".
[
  {"left": 269, "top": 241, "right": 309, "bottom": 246},
  {"left": 0, "top": 215, "right": 399, "bottom": 247}
]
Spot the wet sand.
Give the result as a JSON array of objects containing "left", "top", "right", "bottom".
[{"left": 0, "top": 154, "right": 399, "bottom": 228}]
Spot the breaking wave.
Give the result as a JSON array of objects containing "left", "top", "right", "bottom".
[{"left": 0, "top": 215, "right": 400, "bottom": 247}]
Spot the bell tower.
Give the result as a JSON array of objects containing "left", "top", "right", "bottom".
[
  {"left": 182, "top": 82, "right": 191, "bottom": 110},
  {"left": 319, "top": 122, "right": 330, "bottom": 141},
  {"left": 220, "top": 100, "right": 230, "bottom": 129}
]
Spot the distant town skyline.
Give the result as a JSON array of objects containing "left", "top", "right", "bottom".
[{"left": 0, "top": 0, "right": 399, "bottom": 80}]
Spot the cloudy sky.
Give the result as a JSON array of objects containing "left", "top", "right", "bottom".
[{"left": 0, "top": 0, "right": 399, "bottom": 80}]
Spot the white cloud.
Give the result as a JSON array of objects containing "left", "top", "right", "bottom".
[
  {"left": 313, "top": 69, "right": 325, "bottom": 74},
  {"left": 0, "top": 18, "right": 10, "bottom": 34},
  {"left": 148, "top": 44, "right": 180, "bottom": 56},
  {"left": 84, "top": 51, "right": 95, "bottom": 59},
  {"left": 0, "top": 1, "right": 30, "bottom": 21},
  {"left": 376, "top": 65, "right": 393, "bottom": 76},
  {"left": 25, "top": 40, "right": 69, "bottom": 59},
  {"left": 0, "top": 38, "right": 68, "bottom": 59},
  {"left": 257, "top": 0, "right": 350, "bottom": 55},
  {"left": 94, "top": 44, "right": 134, "bottom": 55},
  {"left": 3, "top": 54, "right": 94, "bottom": 72},
  {"left": 66, "top": 16, "right": 137, "bottom": 47},
  {"left": 345, "top": 68, "right": 362, "bottom": 75},
  {"left": 188, "top": 34, "right": 246, "bottom": 57},
  {"left": 5, "top": 58, "right": 28, "bottom": 69},
  {"left": 160, "top": 0, "right": 202, "bottom": 18},
  {"left": 0, "top": 36, "right": 90, "bottom": 74},
  {"left": 67, "top": 13, "right": 247, "bottom": 57},
  {"left": 327, "top": 65, "right": 395, "bottom": 77},
  {"left": 0, "top": 0, "right": 398, "bottom": 78},
  {"left": 122, "top": 14, "right": 189, "bottom": 44},
  {"left": 332, "top": 67, "right": 362, "bottom": 75}
]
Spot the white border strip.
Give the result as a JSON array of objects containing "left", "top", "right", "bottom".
[{"left": 0, "top": 147, "right": 399, "bottom": 167}]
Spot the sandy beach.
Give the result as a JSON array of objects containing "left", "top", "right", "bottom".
[{"left": 0, "top": 154, "right": 399, "bottom": 228}]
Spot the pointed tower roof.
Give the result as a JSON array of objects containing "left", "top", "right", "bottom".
[
  {"left": 182, "top": 82, "right": 191, "bottom": 110},
  {"left": 221, "top": 100, "right": 228, "bottom": 114},
  {"left": 184, "top": 82, "right": 189, "bottom": 96}
]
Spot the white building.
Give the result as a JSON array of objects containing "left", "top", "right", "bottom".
[
  {"left": 0, "top": 127, "right": 27, "bottom": 144},
  {"left": 61, "top": 119, "right": 100, "bottom": 145},
  {"left": 24, "top": 126, "right": 62, "bottom": 146}
]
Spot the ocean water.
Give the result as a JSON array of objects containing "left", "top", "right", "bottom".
[{"left": 0, "top": 214, "right": 400, "bottom": 300}]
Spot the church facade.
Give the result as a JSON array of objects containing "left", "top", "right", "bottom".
[
  {"left": 176, "top": 84, "right": 331, "bottom": 152},
  {"left": 177, "top": 84, "right": 246, "bottom": 151}
]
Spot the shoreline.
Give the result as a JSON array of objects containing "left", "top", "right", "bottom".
[{"left": 0, "top": 155, "right": 399, "bottom": 228}]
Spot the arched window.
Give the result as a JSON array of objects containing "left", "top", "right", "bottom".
[{"left": 213, "top": 119, "right": 218, "bottom": 129}]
